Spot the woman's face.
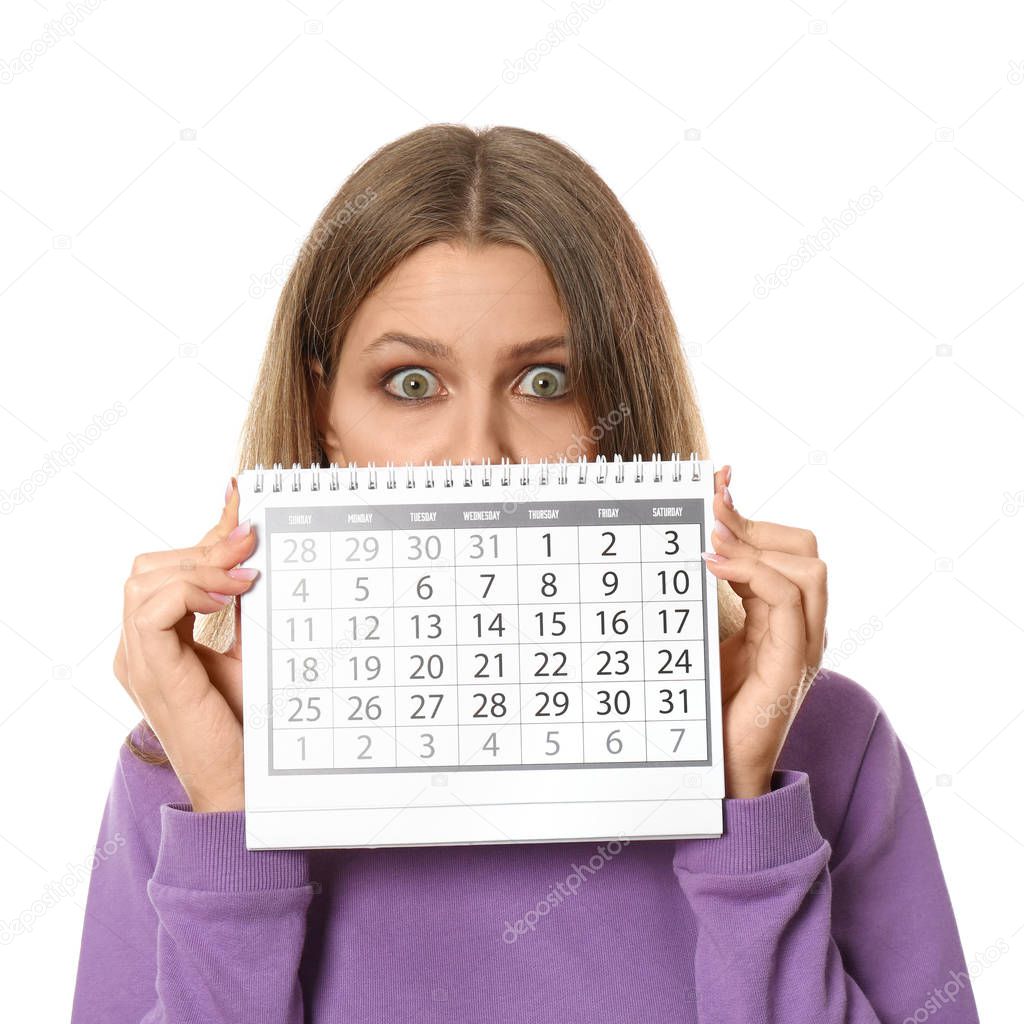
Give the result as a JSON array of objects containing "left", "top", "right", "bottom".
[{"left": 314, "top": 241, "right": 596, "bottom": 466}]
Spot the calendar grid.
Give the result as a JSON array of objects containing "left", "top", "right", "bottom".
[{"left": 263, "top": 498, "right": 714, "bottom": 775}]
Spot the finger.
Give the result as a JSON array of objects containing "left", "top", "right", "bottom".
[
  {"left": 123, "top": 533, "right": 256, "bottom": 642},
  {"left": 130, "top": 516, "right": 254, "bottom": 579},
  {"left": 121, "top": 550, "right": 257, "bottom": 692},
  {"left": 710, "top": 472, "right": 826, "bottom": 662},
  {"left": 124, "top": 568, "right": 255, "bottom": 673},
  {"left": 128, "top": 483, "right": 245, "bottom": 581},
  {"left": 702, "top": 551, "right": 810, "bottom": 690},
  {"left": 714, "top": 479, "right": 818, "bottom": 558},
  {"left": 119, "top": 516, "right": 254, "bottom": 710},
  {"left": 709, "top": 523, "right": 827, "bottom": 667},
  {"left": 168, "top": 550, "right": 227, "bottom": 651},
  {"left": 119, "top": 556, "right": 200, "bottom": 699},
  {"left": 128, "top": 562, "right": 259, "bottom": 605},
  {"left": 124, "top": 578, "right": 246, "bottom": 708}
]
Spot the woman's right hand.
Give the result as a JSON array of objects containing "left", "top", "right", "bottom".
[{"left": 113, "top": 478, "right": 259, "bottom": 812}]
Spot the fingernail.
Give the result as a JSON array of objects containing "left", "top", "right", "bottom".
[
  {"left": 208, "top": 592, "right": 234, "bottom": 604},
  {"left": 228, "top": 520, "right": 251, "bottom": 542},
  {"left": 724, "top": 464, "right": 732, "bottom": 486},
  {"left": 712, "top": 518, "right": 735, "bottom": 542},
  {"left": 227, "top": 567, "right": 259, "bottom": 580},
  {"left": 701, "top": 551, "right": 727, "bottom": 563},
  {"left": 722, "top": 485, "right": 734, "bottom": 510},
  {"left": 225, "top": 477, "right": 235, "bottom": 505}
]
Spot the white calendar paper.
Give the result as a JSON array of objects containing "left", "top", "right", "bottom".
[{"left": 236, "top": 456, "right": 725, "bottom": 849}]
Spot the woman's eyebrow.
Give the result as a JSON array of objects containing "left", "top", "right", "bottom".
[{"left": 361, "top": 331, "right": 567, "bottom": 361}]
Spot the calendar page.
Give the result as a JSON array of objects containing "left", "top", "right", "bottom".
[{"left": 235, "top": 456, "right": 725, "bottom": 849}]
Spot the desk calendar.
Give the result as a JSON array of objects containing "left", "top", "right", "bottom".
[{"left": 236, "top": 455, "right": 725, "bottom": 849}]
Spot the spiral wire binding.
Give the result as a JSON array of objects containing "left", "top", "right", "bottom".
[{"left": 251, "top": 452, "right": 704, "bottom": 494}]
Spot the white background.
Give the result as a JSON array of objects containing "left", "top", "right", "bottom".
[{"left": 1, "top": 1, "right": 1021, "bottom": 1019}]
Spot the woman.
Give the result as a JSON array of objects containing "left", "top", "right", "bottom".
[{"left": 71, "top": 124, "right": 979, "bottom": 1023}]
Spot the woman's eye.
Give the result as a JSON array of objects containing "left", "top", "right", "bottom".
[
  {"left": 516, "top": 364, "right": 568, "bottom": 399},
  {"left": 383, "top": 367, "right": 440, "bottom": 400}
]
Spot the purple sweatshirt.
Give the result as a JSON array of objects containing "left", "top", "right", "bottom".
[{"left": 70, "top": 668, "right": 979, "bottom": 1023}]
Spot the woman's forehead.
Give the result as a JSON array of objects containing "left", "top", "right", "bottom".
[{"left": 348, "top": 243, "right": 565, "bottom": 357}]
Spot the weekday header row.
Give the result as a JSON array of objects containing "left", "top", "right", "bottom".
[{"left": 266, "top": 497, "right": 705, "bottom": 532}]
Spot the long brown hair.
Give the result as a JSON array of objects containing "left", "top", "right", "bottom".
[{"left": 127, "top": 122, "right": 744, "bottom": 766}]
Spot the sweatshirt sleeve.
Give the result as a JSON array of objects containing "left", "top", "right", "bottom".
[
  {"left": 70, "top": 744, "right": 314, "bottom": 1023},
  {"left": 671, "top": 709, "right": 980, "bottom": 1024}
]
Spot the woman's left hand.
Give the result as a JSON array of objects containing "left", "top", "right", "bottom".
[{"left": 701, "top": 465, "right": 828, "bottom": 798}]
